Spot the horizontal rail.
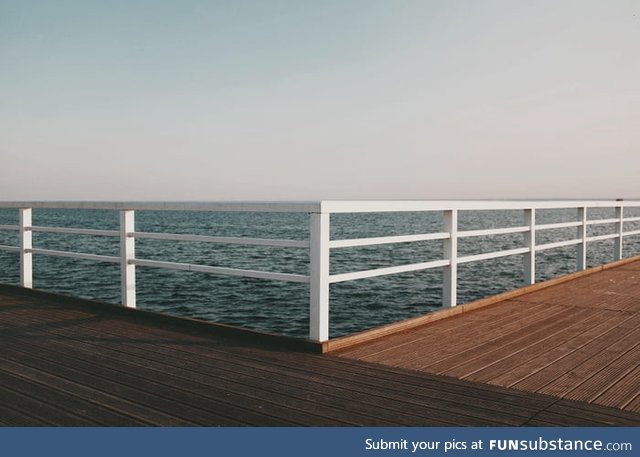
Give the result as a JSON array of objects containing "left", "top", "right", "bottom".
[
  {"left": 535, "top": 239, "right": 582, "bottom": 252},
  {"left": 586, "top": 218, "right": 619, "bottom": 226},
  {"left": 0, "top": 224, "right": 19, "bottom": 231},
  {"left": 329, "top": 232, "right": 449, "bottom": 249},
  {"left": 624, "top": 229, "right": 640, "bottom": 237},
  {"left": 131, "top": 258, "right": 309, "bottom": 283},
  {"left": 329, "top": 259, "right": 450, "bottom": 284},
  {"left": 29, "top": 226, "right": 119, "bottom": 237},
  {"left": 0, "top": 244, "right": 19, "bottom": 252},
  {"left": 132, "top": 231, "right": 308, "bottom": 248},
  {"left": 457, "top": 247, "right": 530, "bottom": 264},
  {"left": 3, "top": 200, "right": 640, "bottom": 213},
  {"left": 319, "top": 200, "right": 640, "bottom": 213},
  {"left": 536, "top": 221, "right": 583, "bottom": 230},
  {"left": 624, "top": 216, "right": 640, "bottom": 222},
  {"left": 458, "top": 226, "right": 528, "bottom": 238},
  {"left": 27, "top": 248, "right": 119, "bottom": 263},
  {"left": 0, "top": 201, "right": 321, "bottom": 213},
  {"left": 587, "top": 233, "right": 621, "bottom": 242}
]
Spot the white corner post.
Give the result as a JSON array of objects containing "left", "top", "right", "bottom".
[
  {"left": 523, "top": 208, "right": 536, "bottom": 285},
  {"left": 577, "top": 207, "right": 587, "bottom": 271},
  {"left": 309, "top": 212, "right": 330, "bottom": 342},
  {"left": 614, "top": 206, "right": 623, "bottom": 261},
  {"left": 120, "top": 209, "right": 136, "bottom": 308},
  {"left": 19, "top": 208, "right": 33, "bottom": 288},
  {"left": 443, "top": 209, "right": 458, "bottom": 307}
]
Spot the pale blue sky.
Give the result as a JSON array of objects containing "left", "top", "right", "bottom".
[{"left": 1, "top": 0, "right": 639, "bottom": 200}]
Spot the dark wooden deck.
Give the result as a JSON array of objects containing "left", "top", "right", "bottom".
[
  {"left": 1, "top": 284, "right": 639, "bottom": 426},
  {"left": 334, "top": 260, "right": 640, "bottom": 418}
]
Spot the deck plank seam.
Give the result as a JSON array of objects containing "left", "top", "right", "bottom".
[
  {"left": 0, "top": 345, "right": 253, "bottom": 426},
  {"left": 562, "top": 343, "right": 640, "bottom": 402},
  {"left": 466, "top": 308, "right": 626, "bottom": 384},
  {"left": 1, "top": 339, "right": 329, "bottom": 426},
  {"left": 420, "top": 306, "right": 595, "bottom": 374},
  {"left": 499, "top": 313, "right": 640, "bottom": 388},
  {"left": 512, "top": 326, "right": 640, "bottom": 398}
]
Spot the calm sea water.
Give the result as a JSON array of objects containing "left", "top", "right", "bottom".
[{"left": 1, "top": 207, "right": 639, "bottom": 338}]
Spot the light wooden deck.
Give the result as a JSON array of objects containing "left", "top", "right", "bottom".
[
  {"left": 1, "top": 284, "right": 638, "bottom": 426},
  {"left": 334, "top": 260, "right": 640, "bottom": 416}
]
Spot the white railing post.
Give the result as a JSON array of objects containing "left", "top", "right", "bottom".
[
  {"left": 309, "top": 212, "right": 330, "bottom": 342},
  {"left": 443, "top": 209, "right": 458, "bottom": 307},
  {"left": 19, "top": 208, "right": 33, "bottom": 288},
  {"left": 577, "top": 207, "right": 587, "bottom": 270},
  {"left": 524, "top": 208, "right": 536, "bottom": 285},
  {"left": 120, "top": 210, "right": 136, "bottom": 308},
  {"left": 614, "top": 205, "right": 624, "bottom": 261}
]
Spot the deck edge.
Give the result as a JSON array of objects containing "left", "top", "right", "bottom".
[{"left": 0, "top": 284, "right": 325, "bottom": 354}]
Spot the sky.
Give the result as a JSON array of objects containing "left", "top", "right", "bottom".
[{"left": 1, "top": 0, "right": 639, "bottom": 201}]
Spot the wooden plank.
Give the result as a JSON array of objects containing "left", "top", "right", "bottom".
[
  {"left": 0, "top": 383, "right": 95, "bottom": 426},
  {"left": 421, "top": 307, "right": 591, "bottom": 374},
  {"left": 0, "top": 344, "right": 244, "bottom": 426},
  {"left": 594, "top": 366, "right": 640, "bottom": 411},
  {"left": 563, "top": 346, "right": 640, "bottom": 404},
  {"left": 362, "top": 302, "right": 567, "bottom": 368},
  {"left": 532, "top": 327, "right": 640, "bottom": 399},
  {"left": 0, "top": 340, "right": 324, "bottom": 426},
  {"left": 335, "top": 300, "right": 550, "bottom": 361},
  {"left": 0, "top": 407, "right": 45, "bottom": 426},
  {"left": 512, "top": 319, "right": 640, "bottom": 393},
  {"left": 529, "top": 410, "right": 633, "bottom": 426},
  {"left": 541, "top": 400, "right": 640, "bottom": 425},
  {"left": 514, "top": 271, "right": 640, "bottom": 311},
  {"left": 0, "top": 368, "right": 144, "bottom": 425},
  {"left": 610, "top": 260, "right": 640, "bottom": 271},
  {"left": 623, "top": 393, "right": 640, "bottom": 413},
  {"left": 485, "top": 312, "right": 637, "bottom": 387},
  {"left": 0, "top": 356, "right": 192, "bottom": 426},
  {"left": 464, "top": 308, "right": 619, "bottom": 383}
]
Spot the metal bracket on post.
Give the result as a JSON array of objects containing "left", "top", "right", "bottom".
[
  {"left": 443, "top": 209, "right": 458, "bottom": 307},
  {"left": 19, "top": 208, "right": 33, "bottom": 289},
  {"left": 309, "top": 212, "right": 329, "bottom": 342},
  {"left": 524, "top": 208, "right": 536, "bottom": 285},
  {"left": 614, "top": 206, "right": 623, "bottom": 261},
  {"left": 120, "top": 210, "right": 136, "bottom": 308},
  {"left": 577, "top": 207, "right": 587, "bottom": 271}
]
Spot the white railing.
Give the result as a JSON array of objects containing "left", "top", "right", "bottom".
[{"left": 1, "top": 200, "right": 640, "bottom": 342}]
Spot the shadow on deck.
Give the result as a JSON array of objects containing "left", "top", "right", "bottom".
[{"left": 1, "top": 280, "right": 639, "bottom": 426}]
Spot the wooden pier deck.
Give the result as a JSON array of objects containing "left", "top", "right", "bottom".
[
  {"left": 334, "top": 259, "right": 640, "bottom": 419},
  {"left": 1, "top": 260, "right": 639, "bottom": 426}
]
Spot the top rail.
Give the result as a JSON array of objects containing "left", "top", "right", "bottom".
[
  {"left": 2, "top": 199, "right": 640, "bottom": 213},
  {"left": 317, "top": 200, "right": 640, "bottom": 213},
  {"left": 0, "top": 201, "right": 322, "bottom": 213}
]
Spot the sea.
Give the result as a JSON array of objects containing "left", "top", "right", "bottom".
[{"left": 1, "top": 206, "right": 639, "bottom": 339}]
